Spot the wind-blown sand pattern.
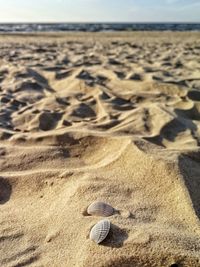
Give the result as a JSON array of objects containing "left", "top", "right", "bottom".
[{"left": 0, "top": 32, "right": 200, "bottom": 267}]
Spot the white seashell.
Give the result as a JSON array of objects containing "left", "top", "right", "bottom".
[
  {"left": 90, "top": 219, "right": 111, "bottom": 244},
  {"left": 87, "top": 201, "right": 114, "bottom": 217}
]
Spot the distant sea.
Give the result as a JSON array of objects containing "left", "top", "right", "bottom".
[{"left": 0, "top": 23, "right": 200, "bottom": 32}]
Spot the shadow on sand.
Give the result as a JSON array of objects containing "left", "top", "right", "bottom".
[{"left": 178, "top": 153, "right": 200, "bottom": 220}]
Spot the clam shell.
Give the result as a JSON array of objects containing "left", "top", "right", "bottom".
[
  {"left": 87, "top": 201, "right": 114, "bottom": 217},
  {"left": 90, "top": 219, "right": 111, "bottom": 244}
]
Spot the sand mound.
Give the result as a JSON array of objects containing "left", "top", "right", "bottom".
[{"left": 0, "top": 32, "right": 200, "bottom": 267}]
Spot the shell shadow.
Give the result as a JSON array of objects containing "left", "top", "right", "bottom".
[
  {"left": 0, "top": 177, "right": 12, "bottom": 204},
  {"left": 101, "top": 224, "right": 128, "bottom": 248}
]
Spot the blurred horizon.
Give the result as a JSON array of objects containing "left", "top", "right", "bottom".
[{"left": 1, "top": 22, "right": 200, "bottom": 33}]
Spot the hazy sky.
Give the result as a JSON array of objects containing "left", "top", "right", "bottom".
[{"left": 0, "top": 0, "right": 200, "bottom": 23}]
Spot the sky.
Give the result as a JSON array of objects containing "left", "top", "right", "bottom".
[{"left": 0, "top": 0, "right": 199, "bottom": 23}]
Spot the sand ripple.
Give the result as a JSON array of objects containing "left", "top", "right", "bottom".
[{"left": 0, "top": 32, "right": 200, "bottom": 267}]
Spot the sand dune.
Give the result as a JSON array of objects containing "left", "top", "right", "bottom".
[{"left": 0, "top": 32, "right": 200, "bottom": 267}]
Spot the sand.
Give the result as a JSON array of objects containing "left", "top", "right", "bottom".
[{"left": 0, "top": 32, "right": 200, "bottom": 267}]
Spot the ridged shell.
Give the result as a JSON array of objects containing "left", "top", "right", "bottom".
[
  {"left": 90, "top": 219, "right": 111, "bottom": 244},
  {"left": 87, "top": 201, "right": 114, "bottom": 217}
]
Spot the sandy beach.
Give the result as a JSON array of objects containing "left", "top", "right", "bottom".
[{"left": 0, "top": 32, "right": 200, "bottom": 267}]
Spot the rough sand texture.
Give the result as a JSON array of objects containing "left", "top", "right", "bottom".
[{"left": 0, "top": 32, "right": 200, "bottom": 267}]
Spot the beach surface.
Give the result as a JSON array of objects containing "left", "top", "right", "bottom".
[{"left": 0, "top": 32, "right": 200, "bottom": 267}]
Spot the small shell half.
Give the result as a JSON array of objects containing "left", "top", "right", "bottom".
[
  {"left": 90, "top": 219, "right": 111, "bottom": 244},
  {"left": 87, "top": 201, "right": 114, "bottom": 217}
]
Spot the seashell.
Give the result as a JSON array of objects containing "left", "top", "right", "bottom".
[
  {"left": 87, "top": 201, "right": 114, "bottom": 217},
  {"left": 90, "top": 219, "right": 111, "bottom": 244}
]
